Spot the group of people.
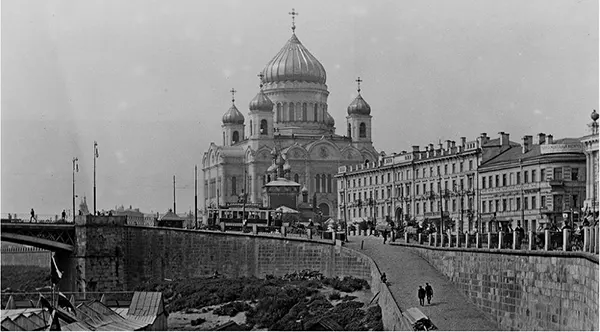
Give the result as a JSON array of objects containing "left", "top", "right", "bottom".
[{"left": 417, "top": 283, "right": 434, "bottom": 306}]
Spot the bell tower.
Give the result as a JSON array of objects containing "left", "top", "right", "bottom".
[
  {"left": 221, "top": 88, "right": 245, "bottom": 146},
  {"left": 248, "top": 74, "right": 274, "bottom": 140},
  {"left": 346, "top": 77, "right": 372, "bottom": 145}
]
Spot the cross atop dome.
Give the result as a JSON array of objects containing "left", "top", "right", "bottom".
[
  {"left": 289, "top": 8, "right": 299, "bottom": 33},
  {"left": 356, "top": 77, "right": 363, "bottom": 94},
  {"left": 257, "top": 73, "right": 264, "bottom": 89},
  {"left": 230, "top": 88, "right": 237, "bottom": 104}
]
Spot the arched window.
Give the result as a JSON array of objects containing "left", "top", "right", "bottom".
[
  {"left": 276, "top": 104, "right": 282, "bottom": 122},
  {"left": 321, "top": 174, "right": 327, "bottom": 193},
  {"left": 232, "top": 177, "right": 237, "bottom": 195},
  {"left": 222, "top": 132, "right": 225, "bottom": 145},
  {"left": 260, "top": 119, "right": 268, "bottom": 135},
  {"left": 232, "top": 131, "right": 239, "bottom": 144},
  {"left": 327, "top": 174, "right": 332, "bottom": 193},
  {"left": 302, "top": 103, "right": 307, "bottom": 121},
  {"left": 315, "top": 174, "right": 321, "bottom": 193},
  {"left": 267, "top": 175, "right": 271, "bottom": 183},
  {"left": 314, "top": 104, "right": 318, "bottom": 122},
  {"left": 318, "top": 203, "right": 330, "bottom": 217},
  {"left": 289, "top": 103, "right": 295, "bottom": 121},
  {"left": 249, "top": 120, "right": 253, "bottom": 135},
  {"left": 347, "top": 123, "right": 352, "bottom": 138},
  {"left": 359, "top": 122, "right": 366, "bottom": 138},
  {"left": 294, "top": 173, "right": 299, "bottom": 183}
]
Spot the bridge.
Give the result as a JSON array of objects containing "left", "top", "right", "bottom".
[{"left": 1, "top": 216, "right": 598, "bottom": 330}]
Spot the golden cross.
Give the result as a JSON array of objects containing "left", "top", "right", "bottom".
[
  {"left": 257, "top": 73, "right": 264, "bottom": 88},
  {"left": 356, "top": 77, "right": 363, "bottom": 93},
  {"left": 230, "top": 88, "right": 237, "bottom": 103},
  {"left": 289, "top": 8, "right": 299, "bottom": 33}
]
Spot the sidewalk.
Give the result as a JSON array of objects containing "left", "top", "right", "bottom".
[{"left": 345, "top": 234, "right": 498, "bottom": 331}]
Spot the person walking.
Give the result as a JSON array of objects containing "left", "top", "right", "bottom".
[
  {"left": 382, "top": 229, "right": 388, "bottom": 244},
  {"left": 61, "top": 210, "right": 66, "bottom": 221},
  {"left": 418, "top": 286, "right": 426, "bottom": 306},
  {"left": 29, "top": 208, "right": 37, "bottom": 222},
  {"left": 425, "top": 282, "right": 434, "bottom": 304}
]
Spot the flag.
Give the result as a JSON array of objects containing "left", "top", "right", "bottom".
[
  {"left": 51, "top": 255, "right": 62, "bottom": 285},
  {"left": 94, "top": 141, "right": 99, "bottom": 158},
  {"left": 58, "top": 292, "right": 76, "bottom": 313}
]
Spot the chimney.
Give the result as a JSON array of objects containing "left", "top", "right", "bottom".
[
  {"left": 522, "top": 135, "right": 533, "bottom": 153},
  {"left": 412, "top": 145, "right": 420, "bottom": 152},
  {"left": 428, "top": 144, "right": 434, "bottom": 157},
  {"left": 401, "top": 150, "right": 407, "bottom": 154},
  {"left": 446, "top": 140, "right": 452, "bottom": 150},
  {"left": 498, "top": 132, "right": 510, "bottom": 146},
  {"left": 461, "top": 137, "right": 466, "bottom": 147},
  {"left": 547, "top": 134, "right": 553, "bottom": 144},
  {"left": 537, "top": 133, "right": 546, "bottom": 145},
  {"left": 480, "top": 133, "right": 489, "bottom": 145}
]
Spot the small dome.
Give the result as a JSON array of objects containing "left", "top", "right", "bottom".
[
  {"left": 262, "top": 34, "right": 326, "bottom": 84},
  {"left": 222, "top": 104, "right": 244, "bottom": 124},
  {"left": 301, "top": 185, "right": 308, "bottom": 194},
  {"left": 347, "top": 94, "right": 371, "bottom": 116},
  {"left": 592, "top": 109, "right": 599, "bottom": 121},
  {"left": 249, "top": 90, "right": 274, "bottom": 112},
  {"left": 325, "top": 112, "right": 335, "bottom": 126}
]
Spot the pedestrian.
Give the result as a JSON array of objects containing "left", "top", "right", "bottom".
[
  {"left": 425, "top": 283, "right": 434, "bottom": 304},
  {"left": 382, "top": 230, "right": 388, "bottom": 244},
  {"left": 381, "top": 273, "right": 387, "bottom": 284},
  {"left": 418, "top": 286, "right": 426, "bottom": 306},
  {"left": 30, "top": 208, "right": 37, "bottom": 222},
  {"left": 61, "top": 210, "right": 66, "bottom": 221}
]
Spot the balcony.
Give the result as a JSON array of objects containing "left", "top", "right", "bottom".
[{"left": 549, "top": 179, "right": 564, "bottom": 187}]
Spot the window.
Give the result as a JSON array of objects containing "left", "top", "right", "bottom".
[
  {"left": 232, "top": 131, "right": 240, "bottom": 143},
  {"left": 489, "top": 176, "right": 493, "bottom": 187},
  {"left": 468, "top": 176, "right": 473, "bottom": 190},
  {"left": 469, "top": 160, "right": 473, "bottom": 170},
  {"left": 370, "top": 177, "right": 373, "bottom": 185},
  {"left": 452, "top": 199, "right": 456, "bottom": 212},
  {"left": 387, "top": 173, "right": 391, "bottom": 182},
  {"left": 516, "top": 172, "right": 521, "bottom": 184},
  {"left": 452, "top": 164, "right": 456, "bottom": 173},
  {"left": 541, "top": 195, "right": 546, "bottom": 208},
  {"left": 294, "top": 173, "right": 299, "bottom": 183},
  {"left": 516, "top": 197, "right": 521, "bottom": 210},
  {"left": 430, "top": 167, "right": 434, "bottom": 177},
  {"left": 502, "top": 199, "right": 507, "bottom": 212},
  {"left": 359, "top": 123, "right": 367, "bottom": 138},
  {"left": 531, "top": 170, "right": 536, "bottom": 182},
  {"left": 415, "top": 169, "right": 420, "bottom": 178},
  {"left": 276, "top": 103, "right": 282, "bottom": 121},
  {"left": 572, "top": 168, "right": 579, "bottom": 181},
  {"left": 482, "top": 201, "right": 487, "bottom": 213},
  {"left": 289, "top": 103, "right": 294, "bottom": 121},
  {"left": 437, "top": 166, "right": 440, "bottom": 176},
  {"left": 260, "top": 119, "right": 268, "bottom": 135},
  {"left": 315, "top": 175, "right": 321, "bottom": 193},
  {"left": 302, "top": 103, "right": 307, "bottom": 121},
  {"left": 524, "top": 171, "right": 529, "bottom": 183},
  {"left": 416, "top": 185, "right": 420, "bottom": 195},
  {"left": 416, "top": 203, "right": 420, "bottom": 215},
  {"left": 553, "top": 167, "right": 563, "bottom": 180},
  {"left": 482, "top": 177, "right": 486, "bottom": 189},
  {"left": 444, "top": 165, "right": 448, "bottom": 174},
  {"left": 524, "top": 197, "right": 529, "bottom": 210},
  {"left": 460, "top": 179, "right": 464, "bottom": 190},
  {"left": 495, "top": 175, "right": 500, "bottom": 187},
  {"left": 531, "top": 196, "right": 536, "bottom": 209},
  {"left": 502, "top": 174, "right": 507, "bottom": 187},
  {"left": 495, "top": 200, "right": 500, "bottom": 212},
  {"left": 381, "top": 174, "right": 384, "bottom": 183},
  {"left": 313, "top": 104, "right": 318, "bottom": 121},
  {"left": 460, "top": 162, "right": 464, "bottom": 172},
  {"left": 358, "top": 179, "right": 361, "bottom": 186},
  {"left": 509, "top": 198, "right": 513, "bottom": 211},
  {"left": 353, "top": 179, "right": 356, "bottom": 187},
  {"left": 423, "top": 183, "right": 426, "bottom": 194},
  {"left": 540, "top": 169, "right": 546, "bottom": 181}
]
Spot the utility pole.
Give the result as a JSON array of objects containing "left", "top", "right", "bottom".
[
  {"left": 173, "top": 175, "right": 176, "bottom": 214},
  {"left": 195, "top": 165, "right": 198, "bottom": 229},
  {"left": 72, "top": 157, "right": 78, "bottom": 222}
]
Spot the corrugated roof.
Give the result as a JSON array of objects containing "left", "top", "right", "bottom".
[
  {"left": 127, "top": 292, "right": 164, "bottom": 317},
  {"left": 481, "top": 138, "right": 584, "bottom": 168},
  {"left": 0, "top": 308, "right": 50, "bottom": 331},
  {"left": 75, "top": 300, "right": 149, "bottom": 331}
]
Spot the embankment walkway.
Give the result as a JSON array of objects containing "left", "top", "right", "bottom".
[{"left": 345, "top": 234, "right": 499, "bottom": 331}]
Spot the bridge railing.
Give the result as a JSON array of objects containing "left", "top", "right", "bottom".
[
  {"left": 1, "top": 212, "right": 74, "bottom": 224},
  {"left": 398, "top": 226, "right": 599, "bottom": 255}
]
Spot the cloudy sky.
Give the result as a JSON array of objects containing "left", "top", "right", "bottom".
[{"left": 2, "top": 0, "right": 598, "bottom": 216}]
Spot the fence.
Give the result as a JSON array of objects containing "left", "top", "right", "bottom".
[
  {"left": 211, "top": 223, "right": 342, "bottom": 243},
  {"left": 1, "top": 212, "right": 73, "bottom": 224},
  {"left": 401, "top": 226, "right": 600, "bottom": 254}
]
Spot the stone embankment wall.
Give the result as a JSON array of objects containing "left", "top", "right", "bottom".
[
  {"left": 123, "top": 226, "right": 412, "bottom": 330},
  {"left": 402, "top": 244, "right": 598, "bottom": 331},
  {"left": 1, "top": 248, "right": 50, "bottom": 267}
]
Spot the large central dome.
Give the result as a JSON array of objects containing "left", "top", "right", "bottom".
[{"left": 262, "top": 34, "right": 326, "bottom": 84}]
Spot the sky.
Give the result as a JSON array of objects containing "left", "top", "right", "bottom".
[{"left": 1, "top": 0, "right": 598, "bottom": 216}]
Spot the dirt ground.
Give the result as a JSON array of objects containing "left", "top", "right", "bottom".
[{"left": 168, "top": 287, "right": 374, "bottom": 331}]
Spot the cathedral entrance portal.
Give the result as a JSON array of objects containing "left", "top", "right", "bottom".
[
  {"left": 318, "top": 203, "right": 330, "bottom": 218},
  {"left": 395, "top": 207, "right": 402, "bottom": 223}
]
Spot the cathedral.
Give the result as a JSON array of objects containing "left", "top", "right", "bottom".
[{"left": 202, "top": 13, "right": 378, "bottom": 219}]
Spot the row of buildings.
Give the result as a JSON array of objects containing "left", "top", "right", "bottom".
[{"left": 336, "top": 114, "right": 599, "bottom": 234}]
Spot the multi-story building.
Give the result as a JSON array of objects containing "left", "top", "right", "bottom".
[
  {"left": 581, "top": 110, "right": 599, "bottom": 220},
  {"left": 478, "top": 133, "right": 587, "bottom": 232},
  {"left": 337, "top": 132, "right": 516, "bottom": 233}
]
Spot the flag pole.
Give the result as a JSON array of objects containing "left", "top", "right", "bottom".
[{"left": 93, "top": 141, "right": 97, "bottom": 216}]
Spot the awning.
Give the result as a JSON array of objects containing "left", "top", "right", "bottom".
[{"left": 275, "top": 206, "right": 299, "bottom": 214}]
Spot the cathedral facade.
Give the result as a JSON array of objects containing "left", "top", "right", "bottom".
[{"left": 202, "top": 20, "right": 378, "bottom": 219}]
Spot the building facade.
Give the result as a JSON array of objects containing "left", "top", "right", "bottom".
[
  {"left": 478, "top": 133, "right": 586, "bottom": 232},
  {"left": 202, "top": 19, "right": 378, "bottom": 220},
  {"left": 337, "top": 132, "right": 516, "bottom": 233}
]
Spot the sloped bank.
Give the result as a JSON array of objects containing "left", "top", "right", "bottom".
[
  {"left": 392, "top": 242, "right": 599, "bottom": 331},
  {"left": 124, "top": 227, "right": 413, "bottom": 330}
]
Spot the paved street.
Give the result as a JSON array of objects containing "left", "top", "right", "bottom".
[{"left": 345, "top": 234, "right": 499, "bottom": 331}]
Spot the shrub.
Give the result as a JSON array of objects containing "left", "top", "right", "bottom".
[
  {"left": 329, "top": 291, "right": 341, "bottom": 300},
  {"left": 213, "top": 301, "right": 251, "bottom": 317}
]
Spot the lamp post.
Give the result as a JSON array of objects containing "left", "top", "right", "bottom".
[
  {"left": 72, "top": 157, "right": 78, "bottom": 222},
  {"left": 93, "top": 141, "right": 98, "bottom": 216},
  {"left": 591, "top": 110, "right": 599, "bottom": 221}
]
